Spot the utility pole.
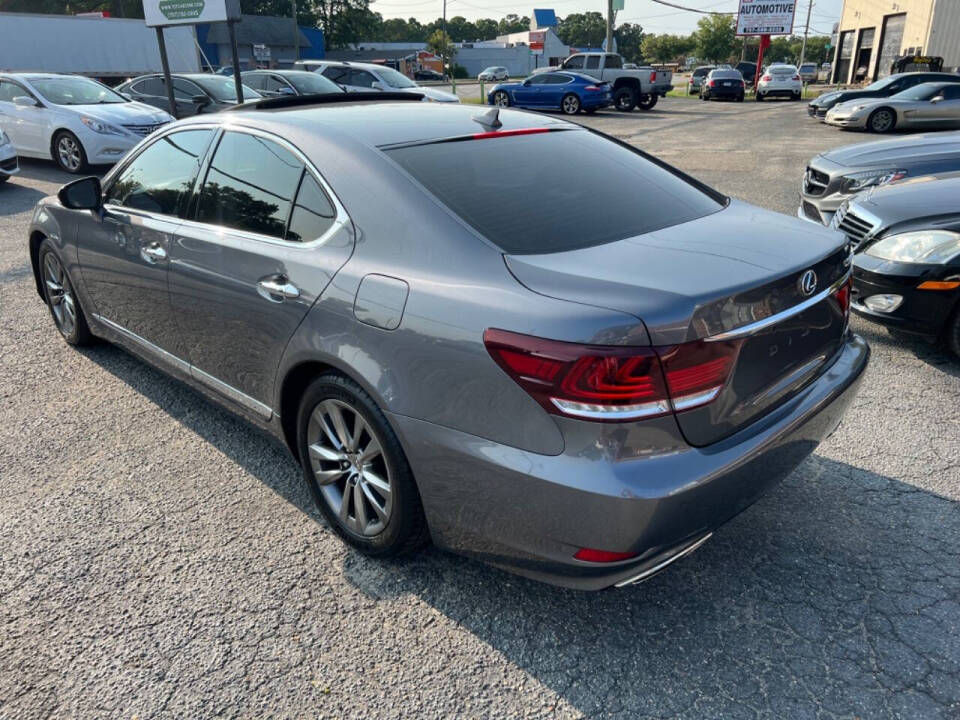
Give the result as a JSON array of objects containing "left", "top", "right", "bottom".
[
  {"left": 292, "top": 0, "right": 300, "bottom": 62},
  {"left": 799, "top": 0, "right": 814, "bottom": 68},
  {"left": 442, "top": 0, "right": 447, "bottom": 77},
  {"left": 605, "top": 0, "right": 613, "bottom": 55}
]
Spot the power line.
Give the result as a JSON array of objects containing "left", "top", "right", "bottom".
[{"left": 647, "top": 0, "right": 733, "bottom": 15}]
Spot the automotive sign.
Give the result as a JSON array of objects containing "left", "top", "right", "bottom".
[
  {"left": 143, "top": 0, "right": 239, "bottom": 27},
  {"left": 736, "top": 0, "right": 796, "bottom": 36}
]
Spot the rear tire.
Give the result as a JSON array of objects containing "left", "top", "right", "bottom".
[
  {"left": 943, "top": 305, "right": 960, "bottom": 360},
  {"left": 637, "top": 93, "right": 657, "bottom": 110},
  {"left": 492, "top": 90, "right": 510, "bottom": 107},
  {"left": 296, "top": 373, "right": 429, "bottom": 557},
  {"left": 868, "top": 107, "right": 896, "bottom": 133},
  {"left": 38, "top": 239, "right": 93, "bottom": 346},
  {"left": 792, "top": 91, "right": 802, "bottom": 101},
  {"left": 0, "top": 174, "right": 9, "bottom": 183},
  {"left": 736, "top": 93, "right": 745, "bottom": 102},
  {"left": 614, "top": 86, "right": 636, "bottom": 112},
  {"left": 561, "top": 93, "right": 581, "bottom": 115},
  {"left": 755, "top": 92, "right": 764, "bottom": 102}
]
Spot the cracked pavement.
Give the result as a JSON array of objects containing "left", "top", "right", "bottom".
[{"left": 1, "top": 99, "right": 958, "bottom": 718}]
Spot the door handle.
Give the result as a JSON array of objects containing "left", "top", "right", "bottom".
[
  {"left": 257, "top": 275, "right": 300, "bottom": 302},
  {"left": 140, "top": 243, "right": 167, "bottom": 263}
]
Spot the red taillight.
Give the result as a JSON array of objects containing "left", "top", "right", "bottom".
[
  {"left": 575, "top": 548, "right": 639, "bottom": 563},
  {"left": 762, "top": 75, "right": 771, "bottom": 82},
  {"left": 470, "top": 128, "right": 552, "bottom": 140},
  {"left": 689, "top": 77, "right": 694, "bottom": 84},
  {"left": 650, "top": 70, "right": 657, "bottom": 82},
  {"left": 792, "top": 74, "right": 801, "bottom": 81},
  {"left": 708, "top": 80, "right": 716, "bottom": 87},
  {"left": 483, "top": 329, "right": 741, "bottom": 421},
  {"left": 584, "top": 84, "right": 602, "bottom": 91}
]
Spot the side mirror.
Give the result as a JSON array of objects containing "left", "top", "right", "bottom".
[
  {"left": 371, "top": 81, "right": 385, "bottom": 91},
  {"left": 931, "top": 95, "right": 944, "bottom": 103},
  {"left": 278, "top": 86, "right": 296, "bottom": 96},
  {"left": 192, "top": 94, "right": 210, "bottom": 107},
  {"left": 13, "top": 95, "right": 39, "bottom": 107},
  {"left": 58, "top": 176, "right": 102, "bottom": 211}
]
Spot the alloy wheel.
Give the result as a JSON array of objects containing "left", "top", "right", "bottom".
[
  {"left": 562, "top": 95, "right": 580, "bottom": 114},
  {"left": 871, "top": 109, "right": 894, "bottom": 132},
  {"left": 57, "top": 136, "right": 82, "bottom": 172},
  {"left": 306, "top": 399, "right": 393, "bottom": 537},
  {"left": 494, "top": 91, "right": 510, "bottom": 107},
  {"left": 43, "top": 252, "right": 76, "bottom": 337}
]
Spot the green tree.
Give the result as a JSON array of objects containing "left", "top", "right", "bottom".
[
  {"left": 427, "top": 29, "right": 455, "bottom": 66},
  {"left": 641, "top": 33, "right": 694, "bottom": 64},
  {"left": 557, "top": 11, "right": 606, "bottom": 48},
  {"left": 474, "top": 18, "right": 500, "bottom": 41},
  {"left": 614, "top": 23, "right": 644, "bottom": 64},
  {"left": 692, "top": 14, "right": 735, "bottom": 64},
  {"left": 497, "top": 14, "right": 530, "bottom": 35}
]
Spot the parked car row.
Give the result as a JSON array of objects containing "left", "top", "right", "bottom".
[
  {"left": 808, "top": 71, "right": 960, "bottom": 133},
  {"left": 798, "top": 131, "right": 960, "bottom": 357},
  {"left": 293, "top": 60, "right": 459, "bottom": 103}
]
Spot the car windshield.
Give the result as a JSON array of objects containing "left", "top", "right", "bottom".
[
  {"left": 863, "top": 75, "right": 902, "bottom": 91},
  {"left": 376, "top": 67, "right": 418, "bottom": 89},
  {"left": 30, "top": 77, "right": 127, "bottom": 105},
  {"left": 285, "top": 72, "right": 343, "bottom": 94},
  {"left": 193, "top": 77, "right": 261, "bottom": 101},
  {"left": 891, "top": 84, "right": 943, "bottom": 101},
  {"left": 386, "top": 130, "right": 722, "bottom": 254}
]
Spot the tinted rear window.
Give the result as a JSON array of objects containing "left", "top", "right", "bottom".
[{"left": 386, "top": 130, "right": 722, "bottom": 254}]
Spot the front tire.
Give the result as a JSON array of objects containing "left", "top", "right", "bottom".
[
  {"left": 492, "top": 90, "right": 510, "bottom": 108},
  {"left": 756, "top": 92, "right": 764, "bottom": 102},
  {"left": 52, "top": 130, "right": 87, "bottom": 174},
  {"left": 944, "top": 305, "right": 960, "bottom": 360},
  {"left": 613, "top": 86, "right": 636, "bottom": 112},
  {"left": 38, "top": 240, "right": 92, "bottom": 346},
  {"left": 561, "top": 93, "right": 581, "bottom": 115},
  {"left": 868, "top": 108, "right": 896, "bottom": 133},
  {"left": 296, "top": 373, "right": 428, "bottom": 557}
]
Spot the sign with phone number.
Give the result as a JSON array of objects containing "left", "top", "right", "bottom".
[{"left": 736, "top": 0, "right": 796, "bottom": 36}]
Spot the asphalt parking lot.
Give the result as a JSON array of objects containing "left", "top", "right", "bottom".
[{"left": 1, "top": 98, "right": 958, "bottom": 719}]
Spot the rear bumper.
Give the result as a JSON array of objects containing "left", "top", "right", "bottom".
[
  {"left": 652, "top": 83, "right": 673, "bottom": 96},
  {"left": 758, "top": 86, "right": 801, "bottom": 97},
  {"left": 390, "top": 332, "right": 870, "bottom": 590},
  {"left": 0, "top": 144, "right": 18, "bottom": 176},
  {"left": 581, "top": 93, "right": 613, "bottom": 108}
]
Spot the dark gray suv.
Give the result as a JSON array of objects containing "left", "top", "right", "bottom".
[{"left": 29, "top": 95, "right": 869, "bottom": 589}]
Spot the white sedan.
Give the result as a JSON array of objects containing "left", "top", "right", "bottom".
[
  {"left": 0, "top": 73, "right": 173, "bottom": 173},
  {"left": 0, "top": 128, "right": 18, "bottom": 183}
]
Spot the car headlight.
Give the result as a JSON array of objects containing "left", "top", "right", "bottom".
[
  {"left": 850, "top": 105, "right": 867, "bottom": 112},
  {"left": 80, "top": 116, "right": 124, "bottom": 135},
  {"left": 840, "top": 168, "right": 906, "bottom": 193},
  {"left": 865, "top": 230, "right": 960, "bottom": 264}
]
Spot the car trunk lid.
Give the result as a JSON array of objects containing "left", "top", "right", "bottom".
[{"left": 505, "top": 201, "right": 851, "bottom": 445}]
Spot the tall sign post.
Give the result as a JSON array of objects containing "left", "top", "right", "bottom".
[
  {"left": 736, "top": 0, "right": 797, "bottom": 90},
  {"left": 143, "top": 0, "right": 242, "bottom": 116}
]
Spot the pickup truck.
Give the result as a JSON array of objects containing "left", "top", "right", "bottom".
[{"left": 557, "top": 53, "right": 673, "bottom": 111}]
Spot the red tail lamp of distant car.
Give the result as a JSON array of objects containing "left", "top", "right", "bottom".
[{"left": 483, "top": 329, "right": 742, "bottom": 421}]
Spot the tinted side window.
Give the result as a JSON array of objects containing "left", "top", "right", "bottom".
[
  {"left": 105, "top": 129, "right": 214, "bottom": 217},
  {"left": 173, "top": 78, "right": 202, "bottom": 100},
  {"left": 387, "top": 130, "right": 722, "bottom": 254},
  {"left": 243, "top": 73, "right": 266, "bottom": 90},
  {"left": 546, "top": 74, "right": 572, "bottom": 84},
  {"left": 527, "top": 75, "right": 550, "bottom": 85},
  {"left": 585, "top": 56, "right": 601, "bottom": 70},
  {"left": 139, "top": 77, "right": 166, "bottom": 96},
  {"left": 197, "top": 131, "right": 303, "bottom": 239},
  {"left": 322, "top": 66, "right": 350, "bottom": 83},
  {"left": 286, "top": 173, "right": 336, "bottom": 242},
  {"left": 942, "top": 85, "right": 960, "bottom": 100},
  {"left": 564, "top": 56, "right": 585, "bottom": 69},
  {"left": 266, "top": 76, "right": 290, "bottom": 92},
  {"left": 605, "top": 55, "right": 622, "bottom": 69},
  {"left": 350, "top": 70, "right": 376, "bottom": 88},
  {"left": 0, "top": 81, "right": 27, "bottom": 102}
]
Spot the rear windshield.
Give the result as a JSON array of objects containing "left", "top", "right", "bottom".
[{"left": 385, "top": 129, "right": 723, "bottom": 254}]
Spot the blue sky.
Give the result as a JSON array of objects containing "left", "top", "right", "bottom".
[{"left": 370, "top": 0, "right": 844, "bottom": 37}]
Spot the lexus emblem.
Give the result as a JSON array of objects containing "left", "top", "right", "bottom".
[{"left": 798, "top": 269, "right": 818, "bottom": 297}]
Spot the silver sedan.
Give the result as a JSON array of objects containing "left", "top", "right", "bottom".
[{"left": 826, "top": 82, "right": 960, "bottom": 133}]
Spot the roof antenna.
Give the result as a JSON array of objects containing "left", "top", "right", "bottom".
[{"left": 472, "top": 106, "right": 502, "bottom": 130}]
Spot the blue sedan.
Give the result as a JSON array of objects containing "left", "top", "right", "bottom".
[{"left": 487, "top": 71, "right": 613, "bottom": 115}]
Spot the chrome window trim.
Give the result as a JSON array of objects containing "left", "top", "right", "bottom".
[
  {"left": 99, "top": 122, "right": 351, "bottom": 251},
  {"left": 704, "top": 270, "right": 852, "bottom": 343},
  {"left": 193, "top": 123, "right": 352, "bottom": 250},
  {"left": 94, "top": 314, "right": 273, "bottom": 420}
]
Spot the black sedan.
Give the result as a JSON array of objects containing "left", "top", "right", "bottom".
[
  {"left": 700, "top": 69, "right": 745, "bottom": 102},
  {"left": 414, "top": 69, "right": 446, "bottom": 81},
  {"left": 241, "top": 70, "right": 344, "bottom": 97},
  {"left": 834, "top": 173, "right": 960, "bottom": 357},
  {"left": 808, "top": 71, "right": 960, "bottom": 120},
  {"left": 116, "top": 73, "right": 261, "bottom": 118}
]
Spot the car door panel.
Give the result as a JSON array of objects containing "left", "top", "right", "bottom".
[
  {"left": 0, "top": 80, "right": 46, "bottom": 154},
  {"left": 76, "top": 128, "right": 215, "bottom": 359},
  {"left": 167, "top": 130, "right": 353, "bottom": 411}
]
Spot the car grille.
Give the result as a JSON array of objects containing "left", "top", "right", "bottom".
[
  {"left": 803, "top": 166, "right": 830, "bottom": 196},
  {"left": 833, "top": 204, "right": 878, "bottom": 246},
  {"left": 0, "top": 157, "right": 17, "bottom": 172},
  {"left": 816, "top": 107, "right": 828, "bottom": 118},
  {"left": 801, "top": 201, "right": 822, "bottom": 223},
  {"left": 122, "top": 122, "right": 167, "bottom": 137}
]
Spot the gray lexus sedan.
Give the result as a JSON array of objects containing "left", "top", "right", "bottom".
[{"left": 28, "top": 94, "right": 869, "bottom": 589}]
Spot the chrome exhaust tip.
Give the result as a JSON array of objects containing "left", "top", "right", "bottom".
[{"left": 614, "top": 532, "right": 713, "bottom": 588}]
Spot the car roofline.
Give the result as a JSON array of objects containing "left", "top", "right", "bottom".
[{"left": 223, "top": 91, "right": 424, "bottom": 112}]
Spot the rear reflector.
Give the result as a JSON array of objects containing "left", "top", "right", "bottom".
[
  {"left": 471, "top": 128, "right": 552, "bottom": 140},
  {"left": 483, "top": 329, "right": 742, "bottom": 422},
  {"left": 834, "top": 277, "right": 852, "bottom": 315},
  {"left": 575, "top": 548, "right": 638, "bottom": 563}
]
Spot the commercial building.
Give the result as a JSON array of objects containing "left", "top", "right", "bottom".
[
  {"left": 196, "top": 15, "right": 324, "bottom": 70},
  {"left": 831, "top": 0, "right": 960, "bottom": 84}
]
